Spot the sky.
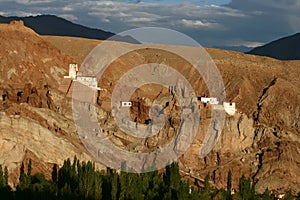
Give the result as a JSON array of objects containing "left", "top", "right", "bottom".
[{"left": 0, "top": 0, "right": 300, "bottom": 49}]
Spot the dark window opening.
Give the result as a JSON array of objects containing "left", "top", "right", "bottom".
[
  {"left": 168, "top": 117, "right": 172, "bottom": 125},
  {"left": 165, "top": 102, "right": 169, "bottom": 108},
  {"left": 46, "top": 90, "right": 51, "bottom": 97},
  {"left": 17, "top": 91, "right": 23, "bottom": 102},
  {"left": 144, "top": 119, "right": 152, "bottom": 125},
  {"left": 2, "top": 94, "right": 7, "bottom": 101},
  {"left": 31, "top": 88, "right": 37, "bottom": 94}
]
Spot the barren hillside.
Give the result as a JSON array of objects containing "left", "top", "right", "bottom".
[
  {"left": 0, "top": 21, "right": 104, "bottom": 186},
  {"left": 44, "top": 35, "right": 300, "bottom": 195},
  {"left": 0, "top": 22, "right": 299, "bottom": 195}
]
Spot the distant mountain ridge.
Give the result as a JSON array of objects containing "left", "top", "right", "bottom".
[
  {"left": 247, "top": 33, "right": 300, "bottom": 60},
  {"left": 213, "top": 45, "right": 253, "bottom": 53},
  {"left": 0, "top": 15, "right": 138, "bottom": 43}
]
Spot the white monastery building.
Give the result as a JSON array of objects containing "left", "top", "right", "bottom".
[
  {"left": 75, "top": 76, "right": 101, "bottom": 90},
  {"left": 120, "top": 101, "right": 133, "bottom": 107},
  {"left": 63, "top": 64, "right": 102, "bottom": 91},
  {"left": 223, "top": 102, "right": 236, "bottom": 115},
  {"left": 200, "top": 97, "right": 219, "bottom": 105},
  {"left": 64, "top": 64, "right": 78, "bottom": 79}
]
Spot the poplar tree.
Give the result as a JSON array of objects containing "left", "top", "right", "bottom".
[
  {"left": 4, "top": 166, "right": 8, "bottom": 187},
  {"left": 0, "top": 164, "right": 3, "bottom": 188},
  {"left": 226, "top": 170, "right": 232, "bottom": 200}
]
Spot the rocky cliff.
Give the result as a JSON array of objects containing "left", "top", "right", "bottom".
[
  {"left": 0, "top": 21, "right": 104, "bottom": 186},
  {"left": 0, "top": 22, "right": 299, "bottom": 195}
]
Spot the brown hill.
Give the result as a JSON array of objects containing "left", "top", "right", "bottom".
[
  {"left": 0, "top": 23, "right": 299, "bottom": 195},
  {"left": 43, "top": 35, "right": 101, "bottom": 64},
  {"left": 0, "top": 21, "right": 75, "bottom": 88},
  {"left": 44, "top": 35, "right": 300, "bottom": 195},
  {"left": 0, "top": 21, "right": 104, "bottom": 186},
  {"left": 45, "top": 35, "right": 300, "bottom": 135}
]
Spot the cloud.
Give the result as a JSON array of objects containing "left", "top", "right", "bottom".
[
  {"left": 228, "top": 0, "right": 300, "bottom": 11},
  {"left": 225, "top": 0, "right": 300, "bottom": 42},
  {"left": 181, "top": 19, "right": 210, "bottom": 27},
  {"left": 181, "top": 19, "right": 220, "bottom": 29},
  {"left": 62, "top": 6, "right": 73, "bottom": 12},
  {"left": 14, "top": 0, "right": 56, "bottom": 4},
  {"left": 216, "top": 39, "right": 265, "bottom": 48},
  {"left": 127, "top": 17, "right": 156, "bottom": 22}
]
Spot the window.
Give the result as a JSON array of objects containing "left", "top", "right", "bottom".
[
  {"left": 17, "top": 91, "right": 23, "bottom": 101},
  {"left": 2, "top": 94, "right": 7, "bottom": 101}
]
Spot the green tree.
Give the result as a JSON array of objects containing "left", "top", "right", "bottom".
[
  {"left": 199, "top": 174, "right": 212, "bottom": 200},
  {"left": 145, "top": 172, "right": 165, "bottom": 200},
  {"left": 81, "top": 161, "right": 96, "bottom": 199},
  {"left": 204, "top": 174, "right": 210, "bottom": 192},
  {"left": 283, "top": 192, "right": 295, "bottom": 200},
  {"left": 111, "top": 171, "right": 120, "bottom": 200},
  {"left": 60, "top": 183, "right": 72, "bottom": 198},
  {"left": 238, "top": 175, "right": 257, "bottom": 200},
  {"left": 19, "top": 162, "right": 29, "bottom": 190},
  {"left": 226, "top": 170, "right": 232, "bottom": 200},
  {"left": 102, "top": 170, "right": 112, "bottom": 200},
  {"left": 58, "top": 158, "right": 71, "bottom": 189},
  {"left": 51, "top": 164, "right": 58, "bottom": 183},
  {"left": 262, "top": 188, "right": 270, "bottom": 200},
  {"left": 0, "top": 164, "right": 3, "bottom": 189},
  {"left": 163, "top": 162, "right": 182, "bottom": 200},
  {"left": 4, "top": 158, "right": 285, "bottom": 200},
  {"left": 94, "top": 171, "right": 103, "bottom": 200},
  {"left": 4, "top": 166, "right": 8, "bottom": 187},
  {"left": 178, "top": 180, "right": 191, "bottom": 200},
  {"left": 27, "top": 159, "right": 32, "bottom": 177},
  {"left": 170, "top": 163, "right": 181, "bottom": 190},
  {"left": 0, "top": 165, "right": 8, "bottom": 190},
  {"left": 119, "top": 171, "right": 128, "bottom": 200}
]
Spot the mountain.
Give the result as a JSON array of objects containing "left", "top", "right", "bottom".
[
  {"left": 0, "top": 22, "right": 299, "bottom": 195},
  {"left": 0, "top": 20, "right": 102, "bottom": 184},
  {"left": 213, "top": 45, "right": 253, "bottom": 53},
  {"left": 0, "top": 20, "right": 74, "bottom": 88},
  {"left": 247, "top": 33, "right": 300, "bottom": 60},
  {"left": 0, "top": 14, "right": 138, "bottom": 43}
]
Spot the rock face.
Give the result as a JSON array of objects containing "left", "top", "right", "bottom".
[
  {"left": 0, "top": 20, "right": 74, "bottom": 88},
  {"left": 0, "top": 21, "right": 102, "bottom": 186},
  {"left": 0, "top": 108, "right": 95, "bottom": 183},
  {"left": 0, "top": 23, "right": 299, "bottom": 195},
  {"left": 189, "top": 49, "right": 300, "bottom": 194}
]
